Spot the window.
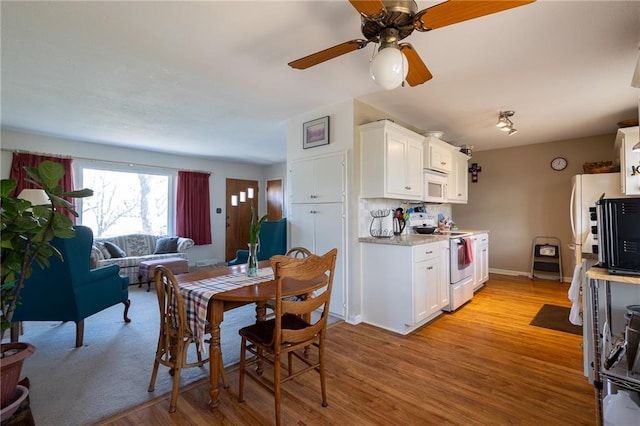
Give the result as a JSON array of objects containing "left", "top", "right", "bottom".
[{"left": 75, "top": 162, "right": 175, "bottom": 237}]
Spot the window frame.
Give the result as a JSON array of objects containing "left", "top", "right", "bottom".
[{"left": 73, "top": 160, "right": 176, "bottom": 236}]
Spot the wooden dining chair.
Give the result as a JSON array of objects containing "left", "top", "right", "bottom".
[
  {"left": 285, "top": 246, "right": 312, "bottom": 259},
  {"left": 237, "top": 248, "right": 338, "bottom": 426},
  {"left": 264, "top": 246, "right": 313, "bottom": 317},
  {"left": 148, "top": 266, "right": 227, "bottom": 413}
]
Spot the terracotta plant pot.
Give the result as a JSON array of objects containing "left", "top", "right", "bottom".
[{"left": 0, "top": 342, "right": 36, "bottom": 409}]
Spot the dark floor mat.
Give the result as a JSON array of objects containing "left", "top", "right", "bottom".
[{"left": 530, "top": 304, "right": 582, "bottom": 335}]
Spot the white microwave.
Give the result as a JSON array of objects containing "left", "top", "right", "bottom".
[{"left": 424, "top": 170, "right": 447, "bottom": 203}]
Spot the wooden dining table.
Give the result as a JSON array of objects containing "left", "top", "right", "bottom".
[{"left": 175, "top": 260, "right": 313, "bottom": 411}]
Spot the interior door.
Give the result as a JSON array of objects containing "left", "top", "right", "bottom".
[
  {"left": 266, "top": 178, "right": 283, "bottom": 220},
  {"left": 225, "top": 178, "right": 259, "bottom": 262}
]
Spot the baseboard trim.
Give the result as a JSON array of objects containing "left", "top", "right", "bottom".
[{"left": 489, "top": 268, "right": 568, "bottom": 283}]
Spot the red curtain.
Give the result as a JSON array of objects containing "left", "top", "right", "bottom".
[
  {"left": 176, "top": 171, "right": 212, "bottom": 245},
  {"left": 10, "top": 152, "right": 76, "bottom": 223}
]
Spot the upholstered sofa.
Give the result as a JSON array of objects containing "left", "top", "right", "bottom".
[{"left": 90, "top": 234, "right": 194, "bottom": 284}]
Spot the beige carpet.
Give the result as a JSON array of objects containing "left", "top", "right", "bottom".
[{"left": 3, "top": 285, "right": 269, "bottom": 426}]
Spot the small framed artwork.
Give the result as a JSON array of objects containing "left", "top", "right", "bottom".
[{"left": 303, "top": 116, "right": 330, "bottom": 149}]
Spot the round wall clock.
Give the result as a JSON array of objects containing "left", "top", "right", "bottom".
[{"left": 551, "top": 157, "right": 568, "bottom": 171}]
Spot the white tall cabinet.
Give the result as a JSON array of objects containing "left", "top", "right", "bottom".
[{"left": 289, "top": 152, "right": 346, "bottom": 318}]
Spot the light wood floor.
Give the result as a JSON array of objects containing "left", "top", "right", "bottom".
[{"left": 98, "top": 274, "right": 596, "bottom": 425}]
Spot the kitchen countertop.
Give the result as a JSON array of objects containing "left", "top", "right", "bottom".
[{"left": 359, "top": 229, "right": 489, "bottom": 246}]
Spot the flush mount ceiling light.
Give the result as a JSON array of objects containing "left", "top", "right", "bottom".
[{"left": 496, "top": 111, "right": 518, "bottom": 136}]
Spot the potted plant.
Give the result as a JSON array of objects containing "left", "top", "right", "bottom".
[
  {"left": 246, "top": 202, "right": 268, "bottom": 277},
  {"left": 0, "top": 160, "right": 92, "bottom": 411}
]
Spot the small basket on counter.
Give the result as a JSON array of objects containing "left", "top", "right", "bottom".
[
  {"left": 369, "top": 209, "right": 393, "bottom": 238},
  {"left": 583, "top": 161, "right": 614, "bottom": 174}
]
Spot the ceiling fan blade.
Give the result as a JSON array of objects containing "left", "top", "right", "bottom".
[
  {"left": 414, "top": 0, "right": 536, "bottom": 32},
  {"left": 400, "top": 43, "right": 432, "bottom": 87},
  {"left": 349, "top": 0, "right": 385, "bottom": 17},
  {"left": 288, "top": 39, "right": 370, "bottom": 70}
]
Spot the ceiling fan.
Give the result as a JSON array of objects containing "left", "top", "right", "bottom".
[{"left": 288, "top": 0, "right": 536, "bottom": 89}]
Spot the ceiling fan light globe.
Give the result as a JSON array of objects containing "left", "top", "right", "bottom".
[{"left": 369, "top": 47, "right": 408, "bottom": 90}]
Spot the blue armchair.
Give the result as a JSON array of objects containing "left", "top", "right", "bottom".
[
  {"left": 11, "top": 226, "right": 131, "bottom": 347},
  {"left": 227, "top": 218, "right": 287, "bottom": 266}
]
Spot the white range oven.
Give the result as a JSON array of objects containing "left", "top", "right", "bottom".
[{"left": 443, "top": 232, "right": 474, "bottom": 311}]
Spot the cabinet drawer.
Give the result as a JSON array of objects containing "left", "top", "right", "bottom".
[{"left": 413, "top": 243, "right": 439, "bottom": 263}]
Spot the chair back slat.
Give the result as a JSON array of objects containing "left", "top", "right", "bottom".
[
  {"left": 153, "top": 266, "right": 191, "bottom": 340},
  {"left": 271, "top": 248, "right": 337, "bottom": 349}
]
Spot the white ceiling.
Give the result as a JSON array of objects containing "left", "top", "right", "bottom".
[{"left": 2, "top": 1, "right": 639, "bottom": 165}]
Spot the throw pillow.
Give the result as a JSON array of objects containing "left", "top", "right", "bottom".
[
  {"left": 154, "top": 237, "right": 178, "bottom": 254},
  {"left": 95, "top": 242, "right": 111, "bottom": 259},
  {"left": 104, "top": 241, "right": 127, "bottom": 258}
]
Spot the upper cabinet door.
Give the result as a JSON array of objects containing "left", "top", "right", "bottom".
[
  {"left": 447, "top": 150, "right": 469, "bottom": 203},
  {"left": 406, "top": 138, "right": 424, "bottom": 197},
  {"left": 313, "top": 154, "right": 345, "bottom": 203},
  {"left": 385, "top": 130, "right": 409, "bottom": 196},
  {"left": 290, "top": 160, "right": 316, "bottom": 204},
  {"left": 290, "top": 153, "right": 345, "bottom": 204},
  {"left": 425, "top": 137, "right": 453, "bottom": 174}
]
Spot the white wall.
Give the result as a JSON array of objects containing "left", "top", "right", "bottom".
[{"left": 0, "top": 128, "right": 276, "bottom": 266}]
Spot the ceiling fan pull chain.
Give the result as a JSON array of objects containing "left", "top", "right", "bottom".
[{"left": 369, "top": 42, "right": 378, "bottom": 63}]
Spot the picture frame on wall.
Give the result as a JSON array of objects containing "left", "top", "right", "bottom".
[{"left": 303, "top": 116, "right": 330, "bottom": 149}]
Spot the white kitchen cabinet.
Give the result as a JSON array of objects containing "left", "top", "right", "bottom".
[
  {"left": 472, "top": 233, "right": 489, "bottom": 291},
  {"left": 290, "top": 202, "right": 345, "bottom": 317},
  {"left": 290, "top": 153, "right": 344, "bottom": 204},
  {"left": 361, "top": 240, "right": 446, "bottom": 335},
  {"left": 615, "top": 126, "right": 640, "bottom": 195},
  {"left": 414, "top": 244, "right": 441, "bottom": 321},
  {"left": 447, "top": 150, "right": 469, "bottom": 203},
  {"left": 424, "top": 136, "right": 453, "bottom": 174},
  {"left": 360, "top": 120, "right": 424, "bottom": 200}
]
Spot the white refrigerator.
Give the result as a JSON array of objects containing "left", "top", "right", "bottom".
[
  {"left": 570, "top": 173, "right": 624, "bottom": 260},
  {"left": 569, "top": 173, "right": 640, "bottom": 381}
]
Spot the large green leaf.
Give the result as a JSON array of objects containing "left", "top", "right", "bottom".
[
  {"left": 1, "top": 179, "right": 17, "bottom": 197},
  {"left": 25, "top": 161, "right": 65, "bottom": 189}
]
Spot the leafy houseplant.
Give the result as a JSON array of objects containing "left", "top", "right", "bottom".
[
  {"left": 1, "top": 160, "right": 93, "bottom": 338},
  {"left": 1, "top": 161, "right": 92, "bottom": 411},
  {"left": 247, "top": 202, "right": 268, "bottom": 277}
]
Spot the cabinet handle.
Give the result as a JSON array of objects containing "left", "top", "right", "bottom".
[
  {"left": 310, "top": 194, "right": 316, "bottom": 199},
  {"left": 441, "top": 162, "right": 446, "bottom": 165},
  {"left": 427, "top": 266, "right": 433, "bottom": 270},
  {"left": 425, "top": 251, "right": 433, "bottom": 255},
  {"left": 405, "top": 186, "right": 411, "bottom": 190},
  {"left": 310, "top": 210, "right": 316, "bottom": 214}
]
